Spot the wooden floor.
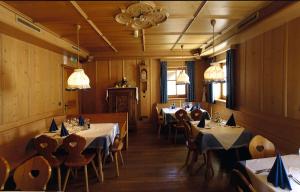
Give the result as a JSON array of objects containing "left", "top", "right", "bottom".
[{"left": 58, "top": 123, "right": 235, "bottom": 192}]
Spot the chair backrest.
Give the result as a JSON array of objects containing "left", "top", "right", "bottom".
[
  {"left": 191, "top": 109, "right": 203, "bottom": 121},
  {"left": 0, "top": 157, "right": 10, "bottom": 190},
  {"left": 13, "top": 156, "right": 51, "bottom": 191},
  {"left": 175, "top": 109, "right": 188, "bottom": 122},
  {"left": 249, "top": 135, "right": 276, "bottom": 159},
  {"left": 62, "top": 134, "right": 86, "bottom": 163},
  {"left": 231, "top": 169, "right": 256, "bottom": 192},
  {"left": 34, "top": 135, "right": 60, "bottom": 166}
]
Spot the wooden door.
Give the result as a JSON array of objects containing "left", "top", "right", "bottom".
[{"left": 63, "top": 66, "right": 79, "bottom": 115}]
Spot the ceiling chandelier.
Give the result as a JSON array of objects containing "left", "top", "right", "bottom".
[
  {"left": 67, "top": 24, "right": 91, "bottom": 90},
  {"left": 204, "top": 19, "right": 225, "bottom": 83},
  {"left": 176, "top": 45, "right": 190, "bottom": 85},
  {"left": 115, "top": 1, "right": 169, "bottom": 30}
]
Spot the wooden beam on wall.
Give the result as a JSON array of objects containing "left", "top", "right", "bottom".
[
  {"left": 70, "top": 1, "right": 118, "bottom": 52},
  {"left": 0, "top": 2, "right": 89, "bottom": 57},
  {"left": 142, "top": 29, "right": 145, "bottom": 52}
]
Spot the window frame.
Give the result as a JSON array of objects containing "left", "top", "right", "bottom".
[
  {"left": 212, "top": 63, "right": 227, "bottom": 101},
  {"left": 167, "top": 67, "right": 188, "bottom": 99}
]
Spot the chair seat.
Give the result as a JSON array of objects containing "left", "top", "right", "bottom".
[{"left": 64, "top": 153, "right": 95, "bottom": 168}]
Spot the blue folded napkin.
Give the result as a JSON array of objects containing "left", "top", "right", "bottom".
[
  {"left": 60, "top": 123, "right": 69, "bottom": 137},
  {"left": 226, "top": 114, "right": 236, "bottom": 126},
  {"left": 197, "top": 115, "right": 205, "bottom": 128},
  {"left": 79, "top": 115, "right": 85, "bottom": 126},
  {"left": 49, "top": 119, "right": 58, "bottom": 132},
  {"left": 267, "top": 154, "right": 292, "bottom": 190}
]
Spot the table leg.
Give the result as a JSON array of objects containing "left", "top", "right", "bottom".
[{"left": 98, "top": 149, "right": 104, "bottom": 183}]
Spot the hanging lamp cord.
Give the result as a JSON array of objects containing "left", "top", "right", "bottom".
[{"left": 77, "top": 24, "right": 80, "bottom": 68}]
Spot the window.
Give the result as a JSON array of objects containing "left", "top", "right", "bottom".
[
  {"left": 212, "top": 64, "right": 227, "bottom": 100},
  {"left": 167, "top": 68, "right": 187, "bottom": 98}
]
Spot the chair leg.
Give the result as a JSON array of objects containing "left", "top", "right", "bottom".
[
  {"left": 119, "top": 150, "right": 124, "bottom": 166},
  {"left": 63, "top": 168, "right": 71, "bottom": 191},
  {"left": 57, "top": 167, "right": 61, "bottom": 191},
  {"left": 84, "top": 165, "right": 89, "bottom": 192},
  {"left": 114, "top": 152, "right": 120, "bottom": 177},
  {"left": 168, "top": 124, "right": 171, "bottom": 140},
  {"left": 91, "top": 160, "right": 100, "bottom": 182},
  {"left": 185, "top": 149, "right": 191, "bottom": 165}
]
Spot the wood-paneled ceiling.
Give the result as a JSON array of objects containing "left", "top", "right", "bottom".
[{"left": 5, "top": 1, "right": 269, "bottom": 57}]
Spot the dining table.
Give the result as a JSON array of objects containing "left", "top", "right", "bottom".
[
  {"left": 39, "top": 122, "right": 120, "bottom": 183},
  {"left": 240, "top": 154, "right": 300, "bottom": 191},
  {"left": 161, "top": 107, "right": 210, "bottom": 140},
  {"left": 190, "top": 120, "right": 252, "bottom": 176}
]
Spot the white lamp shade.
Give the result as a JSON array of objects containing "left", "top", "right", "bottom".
[
  {"left": 67, "top": 69, "right": 91, "bottom": 89},
  {"left": 204, "top": 65, "right": 225, "bottom": 82},
  {"left": 176, "top": 71, "right": 190, "bottom": 84}
]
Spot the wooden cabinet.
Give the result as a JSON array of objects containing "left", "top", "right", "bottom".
[{"left": 107, "top": 88, "right": 137, "bottom": 131}]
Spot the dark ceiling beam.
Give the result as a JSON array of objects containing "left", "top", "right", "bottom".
[{"left": 170, "top": 1, "right": 207, "bottom": 50}]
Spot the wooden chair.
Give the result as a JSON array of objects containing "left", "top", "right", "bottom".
[
  {"left": 34, "top": 135, "right": 65, "bottom": 191},
  {"left": 173, "top": 109, "right": 189, "bottom": 144},
  {"left": 110, "top": 122, "right": 127, "bottom": 177},
  {"left": 62, "top": 134, "right": 99, "bottom": 192},
  {"left": 0, "top": 157, "right": 10, "bottom": 190},
  {"left": 182, "top": 121, "right": 206, "bottom": 168},
  {"left": 14, "top": 156, "right": 51, "bottom": 191},
  {"left": 249, "top": 135, "right": 276, "bottom": 159},
  {"left": 153, "top": 105, "right": 164, "bottom": 138},
  {"left": 190, "top": 108, "right": 203, "bottom": 121},
  {"left": 231, "top": 169, "right": 256, "bottom": 192}
]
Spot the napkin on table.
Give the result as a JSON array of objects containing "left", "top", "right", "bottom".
[
  {"left": 197, "top": 114, "right": 206, "bottom": 128},
  {"left": 60, "top": 123, "right": 69, "bottom": 137},
  {"left": 267, "top": 154, "right": 292, "bottom": 190},
  {"left": 79, "top": 115, "right": 85, "bottom": 126},
  {"left": 49, "top": 119, "right": 58, "bottom": 132},
  {"left": 226, "top": 114, "right": 236, "bottom": 126}
]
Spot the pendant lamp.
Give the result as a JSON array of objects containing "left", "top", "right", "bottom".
[
  {"left": 67, "top": 25, "right": 91, "bottom": 90},
  {"left": 176, "top": 45, "right": 190, "bottom": 85},
  {"left": 204, "top": 19, "right": 225, "bottom": 83}
]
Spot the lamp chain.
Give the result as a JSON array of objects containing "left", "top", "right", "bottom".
[{"left": 77, "top": 24, "right": 80, "bottom": 68}]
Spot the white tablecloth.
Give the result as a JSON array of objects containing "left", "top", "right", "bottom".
[
  {"left": 245, "top": 154, "right": 300, "bottom": 192},
  {"left": 191, "top": 120, "right": 245, "bottom": 150},
  {"left": 40, "top": 123, "right": 119, "bottom": 154}
]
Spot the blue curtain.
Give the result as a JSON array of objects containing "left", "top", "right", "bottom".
[
  {"left": 226, "top": 49, "right": 236, "bottom": 109},
  {"left": 207, "top": 83, "right": 214, "bottom": 104},
  {"left": 160, "top": 61, "right": 168, "bottom": 103},
  {"left": 186, "top": 61, "right": 195, "bottom": 102}
]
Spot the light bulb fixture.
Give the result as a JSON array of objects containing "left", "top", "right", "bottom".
[
  {"left": 204, "top": 19, "right": 225, "bottom": 83},
  {"left": 176, "top": 45, "right": 190, "bottom": 85},
  {"left": 67, "top": 24, "right": 91, "bottom": 90}
]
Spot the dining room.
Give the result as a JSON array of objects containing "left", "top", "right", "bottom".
[{"left": 0, "top": 1, "right": 300, "bottom": 192}]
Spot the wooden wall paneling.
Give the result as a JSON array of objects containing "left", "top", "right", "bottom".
[
  {"left": 96, "top": 60, "right": 110, "bottom": 113},
  {"left": 139, "top": 59, "right": 151, "bottom": 119},
  {"left": 235, "top": 43, "right": 246, "bottom": 110},
  {"left": 244, "top": 35, "right": 263, "bottom": 113},
  {"left": 124, "top": 59, "right": 137, "bottom": 87},
  {"left": 0, "top": 34, "right": 2, "bottom": 125},
  {"left": 262, "top": 25, "right": 285, "bottom": 116},
  {"left": 2, "top": 34, "right": 29, "bottom": 123},
  {"left": 81, "top": 61, "right": 97, "bottom": 113},
  {"left": 150, "top": 59, "right": 160, "bottom": 120},
  {"left": 110, "top": 59, "right": 123, "bottom": 83},
  {"left": 287, "top": 17, "right": 300, "bottom": 120},
  {"left": 194, "top": 60, "right": 206, "bottom": 102}
]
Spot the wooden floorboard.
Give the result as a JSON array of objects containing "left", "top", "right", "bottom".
[
  {"left": 63, "top": 124, "right": 235, "bottom": 192},
  {"left": 4, "top": 123, "right": 236, "bottom": 191}
]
